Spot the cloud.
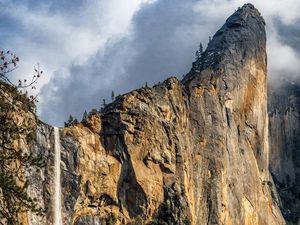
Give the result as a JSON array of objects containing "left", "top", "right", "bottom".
[
  {"left": 0, "top": 0, "right": 154, "bottom": 125},
  {"left": 0, "top": 0, "right": 150, "bottom": 84},
  {"left": 39, "top": 0, "right": 215, "bottom": 125},
  {"left": 193, "top": 0, "right": 300, "bottom": 82},
  {"left": 1, "top": 0, "right": 300, "bottom": 125}
]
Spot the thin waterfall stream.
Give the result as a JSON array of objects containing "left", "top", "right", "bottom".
[{"left": 54, "top": 127, "right": 62, "bottom": 225}]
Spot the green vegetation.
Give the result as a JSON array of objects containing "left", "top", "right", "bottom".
[
  {"left": 195, "top": 42, "right": 204, "bottom": 61},
  {"left": 128, "top": 215, "right": 144, "bottom": 225},
  {"left": 89, "top": 108, "right": 98, "bottom": 116},
  {"left": 107, "top": 212, "right": 118, "bottom": 225},
  {"left": 111, "top": 90, "right": 115, "bottom": 101},
  {"left": 0, "top": 50, "right": 44, "bottom": 224},
  {"left": 64, "top": 115, "right": 79, "bottom": 127}
]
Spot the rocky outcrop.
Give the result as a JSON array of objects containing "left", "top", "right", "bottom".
[
  {"left": 268, "top": 80, "right": 300, "bottom": 224},
  {"left": 25, "top": 3, "right": 286, "bottom": 225},
  {"left": 27, "top": 123, "right": 54, "bottom": 225}
]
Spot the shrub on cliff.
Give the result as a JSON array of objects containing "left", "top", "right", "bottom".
[{"left": 64, "top": 114, "right": 79, "bottom": 127}]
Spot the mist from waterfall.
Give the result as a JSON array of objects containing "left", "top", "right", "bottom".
[{"left": 54, "top": 127, "right": 62, "bottom": 225}]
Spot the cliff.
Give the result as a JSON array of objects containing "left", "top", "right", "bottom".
[
  {"left": 269, "top": 80, "right": 300, "bottom": 224},
  {"left": 10, "top": 3, "right": 288, "bottom": 225}
]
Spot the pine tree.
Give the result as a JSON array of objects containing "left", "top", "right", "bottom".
[
  {"left": 100, "top": 99, "right": 107, "bottom": 113},
  {"left": 111, "top": 91, "right": 115, "bottom": 101},
  {"left": 64, "top": 115, "right": 78, "bottom": 127},
  {"left": 83, "top": 110, "right": 88, "bottom": 119},
  {"left": 74, "top": 118, "right": 79, "bottom": 124},
  {"left": 145, "top": 82, "right": 148, "bottom": 88},
  {"left": 82, "top": 110, "right": 88, "bottom": 124},
  {"left": 68, "top": 115, "right": 74, "bottom": 122},
  {"left": 209, "top": 36, "right": 212, "bottom": 42},
  {"left": 195, "top": 50, "right": 200, "bottom": 60},
  {"left": 64, "top": 115, "right": 73, "bottom": 127},
  {"left": 199, "top": 42, "right": 203, "bottom": 54},
  {"left": 90, "top": 108, "right": 98, "bottom": 116}
]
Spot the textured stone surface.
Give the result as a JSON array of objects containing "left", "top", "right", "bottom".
[
  {"left": 269, "top": 80, "right": 300, "bottom": 224},
  {"left": 26, "top": 123, "right": 55, "bottom": 225},
  {"left": 0, "top": 81, "right": 43, "bottom": 225},
  {"left": 24, "top": 3, "right": 286, "bottom": 225}
]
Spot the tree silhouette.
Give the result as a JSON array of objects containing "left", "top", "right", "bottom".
[
  {"left": 111, "top": 91, "right": 115, "bottom": 101},
  {"left": 64, "top": 115, "right": 78, "bottom": 127},
  {"left": 89, "top": 108, "right": 98, "bottom": 116},
  {"left": 0, "top": 50, "right": 42, "bottom": 103},
  {"left": 102, "top": 99, "right": 106, "bottom": 108},
  {"left": 195, "top": 50, "right": 200, "bottom": 60},
  {"left": 199, "top": 42, "right": 203, "bottom": 54},
  {"left": 195, "top": 42, "right": 204, "bottom": 61}
]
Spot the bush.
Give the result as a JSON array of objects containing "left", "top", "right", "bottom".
[
  {"left": 107, "top": 212, "right": 118, "bottom": 225},
  {"left": 128, "top": 215, "right": 144, "bottom": 225}
]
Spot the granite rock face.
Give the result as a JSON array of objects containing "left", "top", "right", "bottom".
[
  {"left": 268, "top": 81, "right": 300, "bottom": 224},
  {"left": 26, "top": 4, "right": 286, "bottom": 225},
  {"left": 26, "top": 123, "right": 81, "bottom": 225}
]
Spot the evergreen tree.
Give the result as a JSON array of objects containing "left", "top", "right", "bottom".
[
  {"left": 74, "top": 118, "right": 79, "bottom": 124},
  {"left": 64, "top": 115, "right": 73, "bottom": 127},
  {"left": 89, "top": 108, "right": 98, "bottom": 116},
  {"left": 111, "top": 91, "right": 115, "bottom": 101},
  {"left": 82, "top": 110, "right": 88, "bottom": 121},
  {"left": 102, "top": 99, "right": 106, "bottom": 108},
  {"left": 209, "top": 36, "right": 212, "bottom": 42},
  {"left": 145, "top": 82, "right": 148, "bottom": 88},
  {"left": 195, "top": 50, "right": 200, "bottom": 60},
  {"left": 80, "top": 110, "right": 88, "bottom": 125},
  {"left": 199, "top": 42, "right": 203, "bottom": 54},
  {"left": 64, "top": 115, "right": 78, "bottom": 127},
  {"left": 100, "top": 99, "right": 107, "bottom": 113}
]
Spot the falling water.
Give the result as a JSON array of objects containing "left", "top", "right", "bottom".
[{"left": 54, "top": 127, "right": 62, "bottom": 225}]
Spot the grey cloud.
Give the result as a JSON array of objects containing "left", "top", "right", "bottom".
[
  {"left": 265, "top": 17, "right": 300, "bottom": 84},
  {"left": 0, "top": 0, "right": 300, "bottom": 125},
  {"left": 275, "top": 19, "right": 300, "bottom": 56},
  {"left": 40, "top": 0, "right": 216, "bottom": 126}
]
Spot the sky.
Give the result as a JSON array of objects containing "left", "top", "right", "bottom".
[{"left": 0, "top": 0, "right": 300, "bottom": 126}]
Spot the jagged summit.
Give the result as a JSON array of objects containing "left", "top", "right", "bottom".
[
  {"left": 183, "top": 3, "right": 266, "bottom": 83},
  {"left": 225, "top": 3, "right": 265, "bottom": 27}
]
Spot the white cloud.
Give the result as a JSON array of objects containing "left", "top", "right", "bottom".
[
  {"left": 194, "top": 0, "right": 300, "bottom": 25},
  {"left": 2, "top": 0, "right": 300, "bottom": 125},
  {"left": 0, "top": 0, "right": 160, "bottom": 126},
  {"left": 194, "top": 0, "right": 300, "bottom": 81},
  {"left": 1, "top": 0, "right": 152, "bottom": 89}
]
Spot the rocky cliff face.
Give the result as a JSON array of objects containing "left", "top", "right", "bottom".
[
  {"left": 24, "top": 3, "right": 286, "bottom": 225},
  {"left": 268, "top": 80, "right": 300, "bottom": 224}
]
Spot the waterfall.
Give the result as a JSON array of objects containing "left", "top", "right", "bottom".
[{"left": 54, "top": 127, "right": 62, "bottom": 225}]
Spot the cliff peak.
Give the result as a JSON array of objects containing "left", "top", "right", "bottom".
[
  {"left": 224, "top": 3, "right": 265, "bottom": 31},
  {"left": 183, "top": 3, "right": 266, "bottom": 83}
]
